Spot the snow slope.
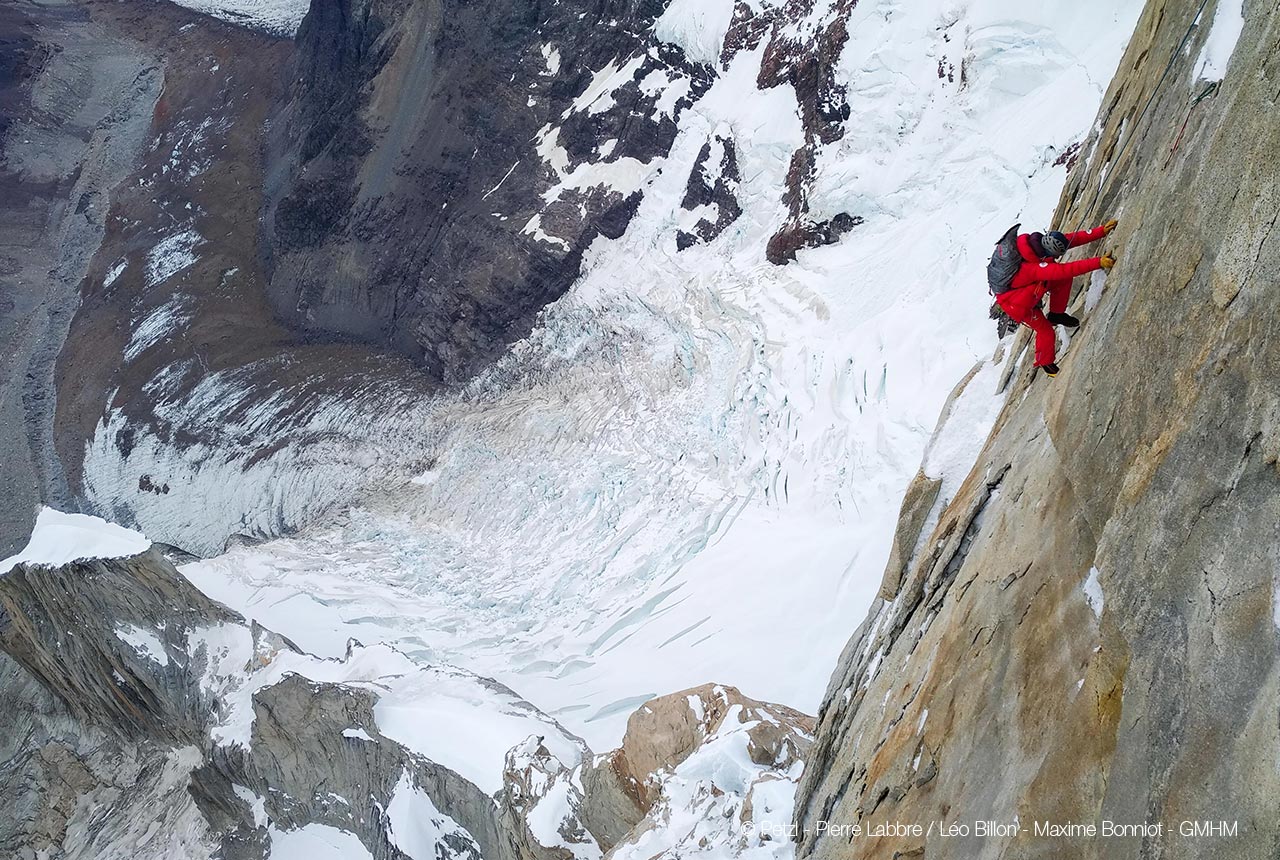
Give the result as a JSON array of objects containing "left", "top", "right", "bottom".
[
  {"left": 1192, "top": 0, "right": 1245, "bottom": 82},
  {"left": 180, "top": 0, "right": 1143, "bottom": 754}
]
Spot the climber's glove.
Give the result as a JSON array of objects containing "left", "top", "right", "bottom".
[
  {"left": 1101, "top": 218, "right": 1119, "bottom": 235},
  {"left": 1099, "top": 252, "right": 1117, "bottom": 270}
]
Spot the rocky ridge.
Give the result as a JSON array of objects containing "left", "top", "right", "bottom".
[{"left": 0, "top": 546, "right": 812, "bottom": 859}]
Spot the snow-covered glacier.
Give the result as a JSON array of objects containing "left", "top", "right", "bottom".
[{"left": 164, "top": 0, "right": 1146, "bottom": 753}]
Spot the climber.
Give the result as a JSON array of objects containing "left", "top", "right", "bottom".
[{"left": 989, "top": 219, "right": 1117, "bottom": 377}]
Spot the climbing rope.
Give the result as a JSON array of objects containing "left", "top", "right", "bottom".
[
  {"left": 1163, "top": 80, "right": 1220, "bottom": 168},
  {"left": 1073, "top": 0, "right": 1214, "bottom": 229}
]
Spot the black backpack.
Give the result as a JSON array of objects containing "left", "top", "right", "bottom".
[{"left": 987, "top": 223, "right": 1021, "bottom": 295}]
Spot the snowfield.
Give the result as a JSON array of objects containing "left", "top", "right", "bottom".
[{"left": 180, "top": 0, "right": 1143, "bottom": 753}]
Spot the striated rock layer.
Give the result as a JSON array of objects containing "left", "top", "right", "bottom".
[{"left": 794, "top": 0, "right": 1280, "bottom": 857}]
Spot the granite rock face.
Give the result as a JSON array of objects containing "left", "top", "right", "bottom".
[{"left": 793, "top": 1, "right": 1280, "bottom": 857}]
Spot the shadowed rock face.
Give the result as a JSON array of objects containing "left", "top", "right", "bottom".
[
  {"left": 793, "top": 1, "right": 1280, "bottom": 857},
  {"left": 44, "top": 3, "right": 445, "bottom": 556},
  {"left": 264, "top": 0, "right": 708, "bottom": 382}
]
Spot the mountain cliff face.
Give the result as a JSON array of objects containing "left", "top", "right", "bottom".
[
  {"left": 40, "top": 2, "right": 445, "bottom": 557},
  {"left": 794, "top": 0, "right": 1280, "bottom": 856},
  {"left": 0, "top": 0, "right": 166, "bottom": 554},
  {"left": 264, "top": 0, "right": 705, "bottom": 382}
]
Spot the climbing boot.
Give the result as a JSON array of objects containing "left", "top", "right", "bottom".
[
  {"left": 1047, "top": 312, "right": 1079, "bottom": 328},
  {"left": 1041, "top": 363, "right": 1060, "bottom": 377}
]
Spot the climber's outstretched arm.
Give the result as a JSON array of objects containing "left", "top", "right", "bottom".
[
  {"left": 1009, "top": 256, "right": 1104, "bottom": 290},
  {"left": 1065, "top": 219, "right": 1118, "bottom": 248}
]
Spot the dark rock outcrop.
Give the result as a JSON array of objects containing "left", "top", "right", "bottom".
[
  {"left": 794, "top": 1, "right": 1280, "bottom": 857},
  {"left": 264, "top": 0, "right": 711, "bottom": 382},
  {"left": 676, "top": 131, "right": 743, "bottom": 251},
  {"left": 765, "top": 211, "right": 862, "bottom": 265},
  {"left": 721, "top": 0, "right": 859, "bottom": 265}
]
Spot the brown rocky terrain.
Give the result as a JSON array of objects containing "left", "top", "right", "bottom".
[
  {"left": 793, "top": 0, "right": 1280, "bottom": 857},
  {"left": 34, "top": 1, "right": 445, "bottom": 555}
]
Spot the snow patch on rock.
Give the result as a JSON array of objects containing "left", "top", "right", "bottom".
[
  {"left": 385, "top": 770, "right": 481, "bottom": 858},
  {"left": 103, "top": 258, "right": 128, "bottom": 288},
  {"left": 145, "top": 228, "right": 202, "bottom": 288},
  {"left": 1083, "top": 566, "right": 1105, "bottom": 618},
  {"left": 374, "top": 664, "right": 587, "bottom": 795},
  {"left": 268, "top": 823, "right": 373, "bottom": 860},
  {"left": 2, "top": 508, "right": 150, "bottom": 574},
  {"left": 1193, "top": 0, "right": 1245, "bottom": 83},
  {"left": 184, "top": 621, "right": 585, "bottom": 797},
  {"left": 233, "top": 784, "right": 268, "bottom": 827},
  {"left": 1085, "top": 268, "right": 1108, "bottom": 311},
  {"left": 117, "top": 624, "right": 170, "bottom": 666},
  {"left": 654, "top": 0, "right": 736, "bottom": 67},
  {"left": 125, "top": 296, "right": 193, "bottom": 362},
  {"left": 923, "top": 358, "right": 1010, "bottom": 506}
]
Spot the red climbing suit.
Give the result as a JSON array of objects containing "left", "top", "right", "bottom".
[{"left": 995, "top": 226, "right": 1109, "bottom": 367}]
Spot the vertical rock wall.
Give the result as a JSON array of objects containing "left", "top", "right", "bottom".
[{"left": 793, "top": 0, "right": 1280, "bottom": 857}]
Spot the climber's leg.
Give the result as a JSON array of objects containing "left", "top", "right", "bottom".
[
  {"left": 1046, "top": 278, "right": 1072, "bottom": 315},
  {"left": 1025, "top": 308, "right": 1058, "bottom": 368}
]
